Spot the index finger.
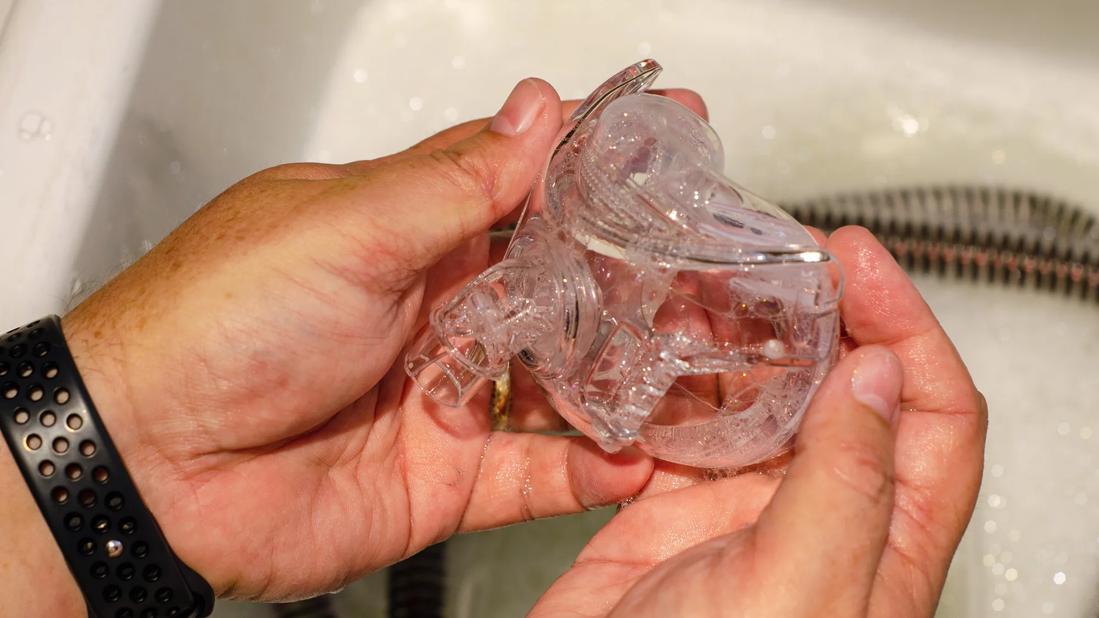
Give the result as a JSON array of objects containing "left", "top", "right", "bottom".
[
  {"left": 826, "top": 225, "right": 987, "bottom": 607},
  {"left": 827, "top": 226, "right": 982, "bottom": 417}
]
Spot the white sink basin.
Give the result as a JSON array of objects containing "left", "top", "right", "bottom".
[{"left": 2, "top": 1, "right": 1097, "bottom": 616}]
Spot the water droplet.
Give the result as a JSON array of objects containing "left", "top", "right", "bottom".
[
  {"left": 990, "top": 463, "right": 1004, "bottom": 478},
  {"left": 443, "top": 107, "right": 459, "bottom": 123},
  {"left": 168, "top": 161, "right": 182, "bottom": 175},
  {"left": 762, "top": 339, "right": 785, "bottom": 360},
  {"left": 991, "top": 598, "right": 1005, "bottom": 612},
  {"left": 352, "top": 68, "right": 368, "bottom": 84},
  {"left": 451, "top": 55, "right": 466, "bottom": 70},
  {"left": 1053, "top": 571, "right": 1066, "bottom": 585},
  {"left": 988, "top": 494, "right": 1003, "bottom": 508},
  {"left": 984, "top": 520, "right": 998, "bottom": 533},
  {"left": 1005, "top": 568, "right": 1018, "bottom": 582},
  {"left": 408, "top": 97, "right": 424, "bottom": 112},
  {"left": 888, "top": 107, "right": 922, "bottom": 137},
  {"left": 637, "top": 41, "right": 652, "bottom": 56},
  {"left": 1057, "top": 421, "right": 1071, "bottom": 436},
  {"left": 18, "top": 111, "right": 53, "bottom": 141},
  {"left": 761, "top": 125, "right": 776, "bottom": 140}
]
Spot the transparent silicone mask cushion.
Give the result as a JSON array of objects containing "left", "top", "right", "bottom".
[
  {"left": 406, "top": 60, "right": 842, "bottom": 469},
  {"left": 635, "top": 261, "right": 840, "bottom": 465}
]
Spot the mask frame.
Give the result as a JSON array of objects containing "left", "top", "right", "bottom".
[{"left": 406, "top": 60, "right": 842, "bottom": 469}]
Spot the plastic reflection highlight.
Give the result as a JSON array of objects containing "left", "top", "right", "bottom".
[{"left": 406, "top": 60, "right": 842, "bottom": 468}]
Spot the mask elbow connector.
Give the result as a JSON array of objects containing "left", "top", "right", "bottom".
[
  {"left": 404, "top": 327, "right": 496, "bottom": 408},
  {"left": 405, "top": 259, "right": 545, "bottom": 407}
]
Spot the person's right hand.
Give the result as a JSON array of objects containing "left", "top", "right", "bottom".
[
  {"left": 0, "top": 78, "right": 709, "bottom": 616},
  {"left": 532, "top": 226, "right": 988, "bottom": 617}
]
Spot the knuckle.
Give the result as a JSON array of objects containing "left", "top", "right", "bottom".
[
  {"left": 892, "top": 475, "right": 939, "bottom": 539},
  {"left": 516, "top": 437, "right": 539, "bottom": 522},
  {"left": 249, "top": 162, "right": 310, "bottom": 180},
  {"left": 427, "top": 147, "right": 497, "bottom": 208},
  {"left": 829, "top": 441, "right": 895, "bottom": 506},
  {"left": 250, "top": 162, "right": 344, "bottom": 181}
]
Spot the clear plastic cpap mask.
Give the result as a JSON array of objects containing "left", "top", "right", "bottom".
[{"left": 406, "top": 60, "right": 842, "bottom": 469}]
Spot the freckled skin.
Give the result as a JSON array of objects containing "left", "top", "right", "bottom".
[
  {"left": 0, "top": 85, "right": 713, "bottom": 614},
  {"left": 0, "top": 84, "right": 984, "bottom": 616}
]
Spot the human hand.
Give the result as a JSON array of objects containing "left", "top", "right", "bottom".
[
  {"left": 532, "top": 227, "right": 988, "bottom": 617},
  {"left": 2, "top": 78, "right": 711, "bottom": 608}
]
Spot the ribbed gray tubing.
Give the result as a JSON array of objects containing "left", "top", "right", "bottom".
[
  {"left": 271, "top": 185, "right": 1097, "bottom": 618},
  {"left": 387, "top": 543, "right": 446, "bottom": 618},
  {"left": 784, "top": 186, "right": 1099, "bottom": 302}
]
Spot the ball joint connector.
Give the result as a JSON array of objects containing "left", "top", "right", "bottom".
[{"left": 406, "top": 60, "right": 842, "bottom": 469}]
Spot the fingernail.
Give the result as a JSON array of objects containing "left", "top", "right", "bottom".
[
  {"left": 851, "top": 348, "right": 903, "bottom": 422},
  {"left": 490, "top": 78, "right": 544, "bottom": 136}
]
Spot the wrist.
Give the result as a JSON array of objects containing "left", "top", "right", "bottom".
[
  {"left": 1, "top": 313, "right": 216, "bottom": 613},
  {"left": 0, "top": 443, "right": 85, "bottom": 616},
  {"left": 63, "top": 309, "right": 225, "bottom": 602},
  {"left": 61, "top": 309, "right": 142, "bottom": 466}
]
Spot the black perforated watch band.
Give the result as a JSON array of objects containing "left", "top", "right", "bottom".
[{"left": 0, "top": 316, "right": 213, "bottom": 618}]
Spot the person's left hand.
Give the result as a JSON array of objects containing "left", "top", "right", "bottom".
[
  {"left": 531, "top": 227, "right": 988, "bottom": 617},
  {"left": 38, "top": 80, "right": 708, "bottom": 605}
]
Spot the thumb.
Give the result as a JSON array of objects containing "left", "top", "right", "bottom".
[
  {"left": 749, "top": 345, "right": 903, "bottom": 614},
  {"left": 354, "top": 78, "right": 563, "bottom": 272}
]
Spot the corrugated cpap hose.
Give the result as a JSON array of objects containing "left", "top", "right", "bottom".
[{"left": 273, "top": 185, "right": 1099, "bottom": 618}]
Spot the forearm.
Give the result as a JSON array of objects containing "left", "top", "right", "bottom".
[{"left": 0, "top": 445, "right": 85, "bottom": 616}]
